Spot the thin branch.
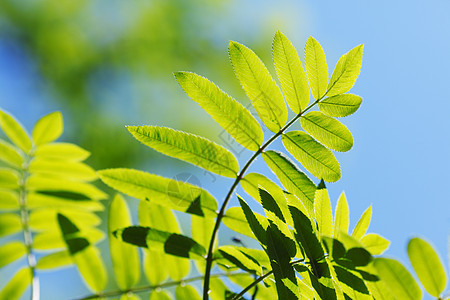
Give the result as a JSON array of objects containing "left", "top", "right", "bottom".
[
  {"left": 202, "top": 99, "right": 321, "bottom": 299},
  {"left": 75, "top": 271, "right": 247, "bottom": 300},
  {"left": 230, "top": 259, "right": 305, "bottom": 300}
]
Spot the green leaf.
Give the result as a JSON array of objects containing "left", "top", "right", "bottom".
[
  {"left": 127, "top": 126, "right": 239, "bottom": 177},
  {"left": 237, "top": 195, "right": 269, "bottom": 246},
  {"left": 27, "top": 193, "right": 104, "bottom": 212},
  {"left": 36, "top": 250, "right": 73, "bottom": 270},
  {"left": 32, "top": 111, "right": 63, "bottom": 146},
  {"left": 304, "top": 37, "right": 328, "bottom": 100},
  {"left": 149, "top": 290, "right": 172, "bottom": 300},
  {"left": 407, "top": 237, "right": 447, "bottom": 297},
  {"left": 33, "top": 227, "right": 104, "bottom": 251},
  {"left": 327, "top": 45, "right": 364, "bottom": 97},
  {"left": 289, "top": 205, "right": 325, "bottom": 277},
  {"left": 266, "top": 224, "right": 300, "bottom": 299},
  {"left": 0, "top": 168, "right": 19, "bottom": 189},
  {"left": 262, "top": 151, "right": 316, "bottom": 216},
  {"left": 300, "top": 112, "right": 353, "bottom": 152},
  {"left": 29, "top": 209, "right": 100, "bottom": 232},
  {"left": 109, "top": 194, "right": 140, "bottom": 290},
  {"left": 360, "top": 233, "right": 390, "bottom": 255},
  {"left": 0, "top": 241, "right": 26, "bottom": 268},
  {"left": 283, "top": 131, "right": 340, "bottom": 182},
  {"left": 332, "top": 265, "right": 371, "bottom": 299},
  {"left": 318, "top": 94, "right": 362, "bottom": 117},
  {"left": 223, "top": 206, "right": 264, "bottom": 239},
  {"left": 99, "top": 168, "right": 217, "bottom": 217},
  {"left": 273, "top": 30, "right": 310, "bottom": 113},
  {"left": 352, "top": 206, "right": 372, "bottom": 240},
  {"left": 28, "top": 159, "right": 97, "bottom": 181},
  {"left": 229, "top": 41, "right": 287, "bottom": 132},
  {"left": 174, "top": 71, "right": 263, "bottom": 151},
  {"left": 0, "top": 139, "right": 23, "bottom": 168},
  {"left": 74, "top": 246, "right": 108, "bottom": 292},
  {"left": 0, "top": 267, "right": 31, "bottom": 300},
  {"left": 0, "top": 213, "right": 22, "bottom": 238},
  {"left": 191, "top": 214, "right": 215, "bottom": 272},
  {"left": 120, "top": 293, "right": 141, "bottom": 300},
  {"left": 175, "top": 285, "right": 201, "bottom": 300},
  {"left": 334, "top": 192, "right": 349, "bottom": 239},
  {"left": 34, "top": 142, "right": 90, "bottom": 162},
  {"left": 0, "top": 109, "right": 32, "bottom": 153},
  {"left": 0, "top": 190, "right": 19, "bottom": 211},
  {"left": 138, "top": 201, "right": 189, "bottom": 281},
  {"left": 114, "top": 226, "right": 206, "bottom": 259},
  {"left": 373, "top": 258, "right": 422, "bottom": 300},
  {"left": 217, "top": 245, "right": 262, "bottom": 275},
  {"left": 314, "top": 181, "right": 333, "bottom": 237}
]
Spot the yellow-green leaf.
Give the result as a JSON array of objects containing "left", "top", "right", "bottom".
[
  {"left": 174, "top": 71, "right": 263, "bottom": 151},
  {"left": 29, "top": 209, "right": 101, "bottom": 232},
  {"left": 28, "top": 159, "right": 97, "bottom": 181},
  {"left": 283, "top": 131, "right": 340, "bottom": 182},
  {"left": 334, "top": 192, "right": 349, "bottom": 239},
  {"left": 0, "top": 109, "right": 32, "bottom": 153},
  {"left": 273, "top": 30, "right": 309, "bottom": 113},
  {"left": 32, "top": 111, "right": 63, "bottom": 146},
  {"left": 373, "top": 258, "right": 421, "bottom": 300},
  {"left": 407, "top": 237, "right": 447, "bottom": 297},
  {"left": 305, "top": 37, "right": 328, "bottom": 100},
  {"left": 352, "top": 206, "right": 372, "bottom": 240},
  {"left": 34, "top": 142, "right": 90, "bottom": 162},
  {"left": 74, "top": 246, "right": 108, "bottom": 292},
  {"left": 0, "top": 168, "right": 19, "bottom": 189},
  {"left": 0, "top": 190, "right": 19, "bottom": 211},
  {"left": 360, "top": 234, "right": 390, "bottom": 255},
  {"left": 149, "top": 290, "right": 172, "bottom": 300},
  {"left": 318, "top": 94, "right": 362, "bottom": 117},
  {"left": 223, "top": 206, "right": 260, "bottom": 239},
  {"left": 0, "top": 213, "right": 22, "bottom": 238},
  {"left": 0, "top": 241, "right": 26, "bottom": 268},
  {"left": 229, "top": 41, "right": 287, "bottom": 132},
  {"left": 99, "top": 168, "right": 217, "bottom": 217},
  {"left": 0, "top": 139, "right": 23, "bottom": 168},
  {"left": 109, "top": 194, "right": 140, "bottom": 289},
  {"left": 314, "top": 182, "right": 333, "bottom": 237},
  {"left": 36, "top": 250, "right": 73, "bottom": 270},
  {"left": 175, "top": 285, "right": 201, "bottom": 300},
  {"left": 327, "top": 45, "right": 364, "bottom": 97},
  {"left": 27, "top": 192, "right": 104, "bottom": 212},
  {"left": 127, "top": 126, "right": 239, "bottom": 177},
  {"left": 0, "top": 267, "right": 31, "bottom": 300},
  {"left": 300, "top": 111, "right": 353, "bottom": 152}
]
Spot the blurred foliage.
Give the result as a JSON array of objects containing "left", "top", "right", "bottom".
[{"left": 0, "top": 0, "right": 271, "bottom": 168}]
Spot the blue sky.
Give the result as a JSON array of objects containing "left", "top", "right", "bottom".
[{"left": 1, "top": 0, "right": 449, "bottom": 298}]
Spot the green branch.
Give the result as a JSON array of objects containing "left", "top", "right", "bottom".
[
  {"left": 202, "top": 99, "right": 321, "bottom": 299},
  {"left": 76, "top": 271, "right": 247, "bottom": 300}
]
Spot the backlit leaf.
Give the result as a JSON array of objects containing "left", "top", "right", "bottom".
[
  {"left": 327, "top": 45, "right": 364, "bottom": 97},
  {"left": 0, "top": 213, "right": 22, "bottom": 238},
  {"left": 109, "top": 194, "right": 140, "bottom": 289},
  {"left": 0, "top": 267, "right": 31, "bottom": 300},
  {"left": 0, "top": 168, "right": 19, "bottom": 189},
  {"left": 229, "top": 41, "right": 287, "bottom": 132},
  {"left": 314, "top": 181, "right": 333, "bottom": 237},
  {"left": 0, "top": 241, "right": 26, "bottom": 268},
  {"left": 238, "top": 195, "right": 268, "bottom": 246},
  {"left": 74, "top": 246, "right": 107, "bottom": 292},
  {"left": 0, "top": 109, "right": 32, "bottom": 153},
  {"left": 360, "top": 233, "right": 390, "bottom": 255},
  {"left": 262, "top": 151, "right": 316, "bottom": 216},
  {"left": 29, "top": 209, "right": 100, "bottom": 232},
  {"left": 352, "top": 206, "right": 372, "bottom": 240},
  {"left": 304, "top": 37, "right": 328, "bottom": 100},
  {"left": 223, "top": 206, "right": 262, "bottom": 239},
  {"left": 127, "top": 126, "right": 239, "bottom": 177},
  {"left": 0, "top": 190, "right": 19, "bottom": 211},
  {"left": 300, "top": 112, "right": 353, "bottom": 152},
  {"left": 175, "top": 285, "right": 201, "bottom": 300},
  {"left": 407, "top": 237, "right": 447, "bottom": 297},
  {"left": 36, "top": 250, "right": 73, "bottom": 270},
  {"left": 28, "top": 159, "right": 97, "bottom": 181},
  {"left": 217, "top": 245, "right": 261, "bottom": 275},
  {"left": 283, "top": 131, "right": 340, "bottom": 182},
  {"left": 99, "top": 168, "right": 217, "bottom": 217},
  {"left": 319, "top": 94, "right": 362, "bottom": 117},
  {"left": 273, "top": 31, "right": 309, "bottom": 113},
  {"left": 27, "top": 193, "right": 104, "bottom": 212},
  {"left": 373, "top": 258, "right": 421, "bottom": 300},
  {"left": 0, "top": 139, "right": 23, "bottom": 168},
  {"left": 34, "top": 142, "right": 90, "bottom": 162},
  {"left": 334, "top": 192, "right": 349, "bottom": 239},
  {"left": 174, "top": 71, "right": 263, "bottom": 151},
  {"left": 32, "top": 111, "right": 63, "bottom": 146},
  {"left": 149, "top": 290, "right": 172, "bottom": 300}
]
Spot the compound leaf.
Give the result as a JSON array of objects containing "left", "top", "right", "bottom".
[
  {"left": 304, "top": 37, "right": 328, "bottom": 100},
  {"left": 229, "top": 41, "right": 287, "bottom": 132},
  {"left": 109, "top": 194, "right": 140, "bottom": 289},
  {"left": 99, "top": 168, "right": 217, "bottom": 217},
  {"left": 127, "top": 126, "right": 239, "bottom": 177},
  {"left": 300, "top": 112, "right": 353, "bottom": 152},
  {"left": 319, "top": 94, "right": 362, "bottom": 117},
  {"left": 373, "top": 258, "right": 421, "bottom": 300},
  {"left": 327, "top": 45, "right": 364, "bottom": 97},
  {"left": 407, "top": 237, "right": 447, "bottom": 297},
  {"left": 32, "top": 111, "right": 63, "bottom": 146},
  {"left": 273, "top": 30, "right": 309, "bottom": 113},
  {"left": 174, "top": 71, "right": 263, "bottom": 151},
  {"left": 283, "top": 131, "right": 340, "bottom": 182}
]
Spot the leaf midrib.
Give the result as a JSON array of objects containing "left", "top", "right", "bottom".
[{"left": 301, "top": 115, "right": 352, "bottom": 146}]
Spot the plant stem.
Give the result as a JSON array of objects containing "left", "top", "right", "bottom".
[
  {"left": 19, "top": 150, "right": 39, "bottom": 300},
  {"left": 202, "top": 99, "right": 320, "bottom": 299},
  {"left": 76, "top": 272, "right": 247, "bottom": 300},
  {"left": 230, "top": 259, "right": 305, "bottom": 300}
]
